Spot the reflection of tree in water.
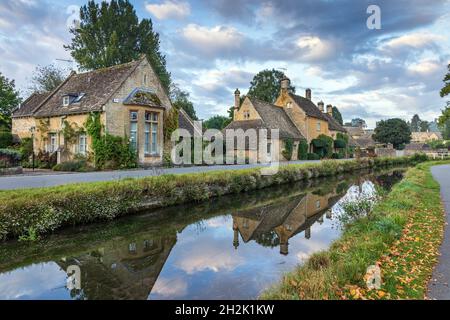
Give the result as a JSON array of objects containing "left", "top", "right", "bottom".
[
  {"left": 254, "top": 231, "right": 280, "bottom": 248},
  {"left": 374, "top": 170, "right": 404, "bottom": 191}
]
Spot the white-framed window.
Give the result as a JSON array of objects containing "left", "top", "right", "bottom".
[
  {"left": 130, "top": 111, "right": 138, "bottom": 151},
  {"left": 49, "top": 133, "right": 57, "bottom": 153},
  {"left": 243, "top": 111, "right": 250, "bottom": 119},
  {"left": 317, "top": 122, "right": 321, "bottom": 132},
  {"left": 78, "top": 134, "right": 87, "bottom": 155},
  {"left": 267, "top": 142, "right": 272, "bottom": 155},
  {"left": 63, "top": 96, "right": 70, "bottom": 107},
  {"left": 145, "top": 112, "right": 159, "bottom": 155}
]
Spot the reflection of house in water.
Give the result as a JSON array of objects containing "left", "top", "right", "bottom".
[
  {"left": 232, "top": 190, "right": 342, "bottom": 255},
  {"left": 58, "top": 234, "right": 176, "bottom": 300}
]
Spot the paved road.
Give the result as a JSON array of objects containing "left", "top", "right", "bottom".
[
  {"left": 0, "top": 160, "right": 322, "bottom": 190},
  {"left": 428, "top": 164, "right": 450, "bottom": 299}
]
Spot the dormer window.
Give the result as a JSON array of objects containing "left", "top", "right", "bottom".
[{"left": 63, "top": 96, "right": 70, "bottom": 107}]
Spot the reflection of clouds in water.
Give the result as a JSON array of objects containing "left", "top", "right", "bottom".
[
  {"left": 205, "top": 215, "right": 231, "bottom": 228},
  {"left": 151, "top": 277, "right": 188, "bottom": 298},
  {"left": 0, "top": 262, "right": 67, "bottom": 300},
  {"left": 174, "top": 244, "right": 244, "bottom": 274}
]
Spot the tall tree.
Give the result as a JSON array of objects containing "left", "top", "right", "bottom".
[
  {"left": 170, "top": 85, "right": 198, "bottom": 120},
  {"left": 350, "top": 118, "right": 367, "bottom": 128},
  {"left": 247, "top": 69, "right": 295, "bottom": 103},
  {"left": 0, "top": 72, "right": 21, "bottom": 120},
  {"left": 410, "top": 114, "right": 421, "bottom": 132},
  {"left": 65, "top": 0, "right": 171, "bottom": 91},
  {"left": 439, "top": 64, "right": 450, "bottom": 139},
  {"left": 419, "top": 120, "right": 429, "bottom": 132},
  {"left": 373, "top": 118, "right": 412, "bottom": 149},
  {"left": 203, "top": 115, "right": 231, "bottom": 130},
  {"left": 332, "top": 106, "right": 343, "bottom": 125},
  {"left": 29, "top": 64, "right": 67, "bottom": 93}
]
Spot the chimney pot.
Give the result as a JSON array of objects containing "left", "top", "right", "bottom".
[
  {"left": 318, "top": 101, "right": 325, "bottom": 112},
  {"left": 281, "top": 75, "right": 291, "bottom": 93},
  {"left": 326, "top": 104, "right": 333, "bottom": 116},
  {"left": 305, "top": 89, "right": 312, "bottom": 100}
]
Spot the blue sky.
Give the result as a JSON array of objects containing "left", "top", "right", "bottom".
[{"left": 0, "top": 0, "right": 449, "bottom": 127}]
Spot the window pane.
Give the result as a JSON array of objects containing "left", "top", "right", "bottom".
[
  {"left": 151, "top": 123, "right": 158, "bottom": 154},
  {"left": 145, "top": 123, "right": 150, "bottom": 154}
]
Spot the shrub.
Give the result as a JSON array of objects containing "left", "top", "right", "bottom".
[
  {"left": 0, "top": 155, "right": 430, "bottom": 241},
  {"left": 0, "top": 148, "right": 21, "bottom": 168},
  {"left": 282, "top": 138, "right": 294, "bottom": 161},
  {"left": 53, "top": 160, "right": 94, "bottom": 172},
  {"left": 18, "top": 137, "right": 33, "bottom": 160},
  {"left": 36, "top": 151, "right": 57, "bottom": 169},
  {"left": 307, "top": 153, "right": 320, "bottom": 160},
  {"left": 0, "top": 131, "right": 13, "bottom": 148},
  {"left": 334, "top": 139, "right": 346, "bottom": 149},
  {"left": 298, "top": 139, "right": 308, "bottom": 160}
]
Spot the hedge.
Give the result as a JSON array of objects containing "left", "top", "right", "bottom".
[
  {"left": 0, "top": 131, "right": 13, "bottom": 148},
  {"left": 0, "top": 154, "right": 428, "bottom": 240}
]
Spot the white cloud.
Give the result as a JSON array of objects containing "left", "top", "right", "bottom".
[
  {"left": 181, "top": 24, "right": 245, "bottom": 56},
  {"left": 295, "top": 36, "right": 334, "bottom": 62},
  {"left": 382, "top": 33, "right": 445, "bottom": 52},
  {"left": 151, "top": 277, "right": 188, "bottom": 298},
  {"left": 407, "top": 59, "right": 442, "bottom": 76},
  {"left": 145, "top": 1, "right": 190, "bottom": 20}
]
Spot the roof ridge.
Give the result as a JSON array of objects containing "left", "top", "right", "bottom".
[{"left": 30, "top": 71, "right": 76, "bottom": 115}]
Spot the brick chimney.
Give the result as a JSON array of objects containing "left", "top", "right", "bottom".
[
  {"left": 281, "top": 75, "right": 291, "bottom": 95},
  {"left": 326, "top": 104, "right": 333, "bottom": 116},
  {"left": 318, "top": 101, "right": 325, "bottom": 112},
  {"left": 305, "top": 88, "right": 312, "bottom": 100},
  {"left": 233, "top": 88, "right": 240, "bottom": 120}
]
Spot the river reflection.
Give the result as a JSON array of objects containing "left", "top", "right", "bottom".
[{"left": 0, "top": 168, "right": 405, "bottom": 300}]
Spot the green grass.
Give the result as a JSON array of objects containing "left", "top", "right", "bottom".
[
  {"left": 0, "top": 155, "right": 428, "bottom": 241},
  {"left": 261, "top": 160, "right": 449, "bottom": 300}
]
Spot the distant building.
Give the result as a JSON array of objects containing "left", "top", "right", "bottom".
[{"left": 411, "top": 132, "right": 442, "bottom": 143}]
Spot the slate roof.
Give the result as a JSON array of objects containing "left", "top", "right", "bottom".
[
  {"left": 288, "top": 93, "right": 328, "bottom": 121},
  {"left": 322, "top": 113, "right": 346, "bottom": 132},
  {"left": 405, "top": 143, "right": 431, "bottom": 151},
  {"left": 249, "top": 98, "right": 303, "bottom": 139},
  {"left": 224, "top": 98, "right": 303, "bottom": 140},
  {"left": 32, "top": 58, "right": 147, "bottom": 118},
  {"left": 12, "top": 92, "right": 49, "bottom": 118},
  {"left": 178, "top": 108, "right": 202, "bottom": 136}
]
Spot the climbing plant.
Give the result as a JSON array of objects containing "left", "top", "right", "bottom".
[
  {"left": 84, "top": 112, "right": 137, "bottom": 169},
  {"left": 62, "top": 120, "right": 84, "bottom": 146},
  {"left": 282, "top": 138, "right": 294, "bottom": 160},
  {"left": 297, "top": 138, "right": 308, "bottom": 160},
  {"left": 312, "top": 134, "right": 334, "bottom": 159}
]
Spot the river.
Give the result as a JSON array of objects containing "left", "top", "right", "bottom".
[{"left": 0, "top": 168, "right": 405, "bottom": 300}]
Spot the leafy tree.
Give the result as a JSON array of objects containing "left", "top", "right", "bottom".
[
  {"left": 65, "top": 0, "right": 171, "bottom": 91},
  {"left": 170, "top": 85, "right": 198, "bottom": 120},
  {"left": 440, "top": 64, "right": 450, "bottom": 99},
  {"left": 419, "top": 120, "right": 429, "bottom": 132},
  {"left": 410, "top": 114, "right": 421, "bottom": 132},
  {"left": 203, "top": 115, "right": 231, "bottom": 130},
  {"left": 29, "top": 64, "right": 67, "bottom": 93},
  {"left": 350, "top": 118, "right": 367, "bottom": 128},
  {"left": 247, "top": 69, "right": 295, "bottom": 103},
  {"left": 373, "top": 118, "right": 411, "bottom": 149},
  {"left": 0, "top": 72, "right": 21, "bottom": 124},
  {"left": 332, "top": 106, "right": 343, "bottom": 125},
  {"left": 439, "top": 65, "right": 450, "bottom": 139}
]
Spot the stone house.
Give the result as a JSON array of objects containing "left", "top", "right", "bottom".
[
  {"left": 11, "top": 55, "right": 187, "bottom": 166},
  {"left": 226, "top": 76, "right": 347, "bottom": 160},
  {"left": 411, "top": 132, "right": 442, "bottom": 143}
]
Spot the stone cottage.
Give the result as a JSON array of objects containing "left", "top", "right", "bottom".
[
  {"left": 11, "top": 55, "right": 192, "bottom": 166},
  {"left": 225, "top": 76, "right": 347, "bottom": 160}
]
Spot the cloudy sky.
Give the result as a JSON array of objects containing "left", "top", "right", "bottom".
[{"left": 1, "top": 0, "right": 449, "bottom": 127}]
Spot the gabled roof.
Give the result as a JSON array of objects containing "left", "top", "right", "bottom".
[
  {"left": 322, "top": 113, "right": 346, "bottom": 132},
  {"left": 178, "top": 108, "right": 202, "bottom": 136},
  {"left": 224, "top": 98, "right": 304, "bottom": 140},
  {"left": 32, "top": 57, "right": 150, "bottom": 118},
  {"left": 12, "top": 92, "right": 49, "bottom": 118},
  {"left": 411, "top": 132, "right": 442, "bottom": 141},
  {"left": 249, "top": 98, "right": 304, "bottom": 139},
  {"left": 288, "top": 93, "right": 328, "bottom": 121},
  {"left": 123, "top": 88, "right": 162, "bottom": 108},
  {"left": 344, "top": 126, "right": 365, "bottom": 137}
]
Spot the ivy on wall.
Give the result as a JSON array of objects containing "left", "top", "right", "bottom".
[{"left": 282, "top": 138, "right": 294, "bottom": 161}]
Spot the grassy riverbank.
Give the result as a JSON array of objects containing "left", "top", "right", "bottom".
[
  {"left": 0, "top": 155, "right": 427, "bottom": 241},
  {"left": 261, "top": 160, "right": 449, "bottom": 300}
]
